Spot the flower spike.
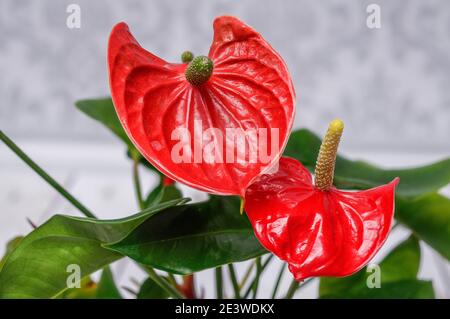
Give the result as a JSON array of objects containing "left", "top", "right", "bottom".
[{"left": 315, "top": 119, "right": 344, "bottom": 190}]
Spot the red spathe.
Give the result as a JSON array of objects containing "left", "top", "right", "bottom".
[
  {"left": 108, "top": 16, "right": 296, "bottom": 196},
  {"left": 245, "top": 157, "right": 399, "bottom": 280}
]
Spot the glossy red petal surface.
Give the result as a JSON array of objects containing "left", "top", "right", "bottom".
[
  {"left": 108, "top": 17, "right": 295, "bottom": 195},
  {"left": 245, "top": 157, "right": 399, "bottom": 280}
]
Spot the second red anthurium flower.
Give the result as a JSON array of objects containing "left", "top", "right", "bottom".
[
  {"left": 108, "top": 16, "right": 295, "bottom": 196},
  {"left": 244, "top": 120, "right": 399, "bottom": 281}
]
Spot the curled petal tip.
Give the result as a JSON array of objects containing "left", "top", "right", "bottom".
[
  {"left": 392, "top": 177, "right": 400, "bottom": 187},
  {"left": 112, "top": 21, "right": 129, "bottom": 32}
]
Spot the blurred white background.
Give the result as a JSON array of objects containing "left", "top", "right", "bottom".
[{"left": 0, "top": 0, "right": 449, "bottom": 298}]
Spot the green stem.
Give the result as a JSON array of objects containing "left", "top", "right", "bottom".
[
  {"left": 215, "top": 267, "right": 223, "bottom": 299},
  {"left": 239, "top": 262, "right": 255, "bottom": 289},
  {"left": 284, "top": 278, "right": 313, "bottom": 299},
  {"left": 227, "top": 264, "right": 241, "bottom": 299},
  {"left": 251, "top": 257, "right": 262, "bottom": 298},
  {"left": 242, "top": 255, "right": 273, "bottom": 299},
  {"left": 131, "top": 152, "right": 184, "bottom": 297},
  {"left": 285, "top": 279, "right": 299, "bottom": 299},
  {"left": 0, "top": 130, "right": 96, "bottom": 218},
  {"left": 271, "top": 263, "right": 286, "bottom": 299},
  {"left": 122, "top": 286, "right": 138, "bottom": 296},
  {"left": 168, "top": 273, "right": 177, "bottom": 286},
  {"left": 132, "top": 155, "right": 145, "bottom": 210},
  {"left": 0, "top": 130, "right": 182, "bottom": 299},
  {"left": 298, "top": 278, "right": 313, "bottom": 291},
  {"left": 144, "top": 265, "right": 184, "bottom": 299},
  {"left": 262, "top": 255, "right": 274, "bottom": 269}
]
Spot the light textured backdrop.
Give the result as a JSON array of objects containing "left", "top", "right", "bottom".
[
  {"left": 0, "top": 0, "right": 449, "bottom": 150},
  {"left": 1, "top": 0, "right": 450, "bottom": 299}
]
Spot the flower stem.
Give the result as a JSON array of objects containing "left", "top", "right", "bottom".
[
  {"left": 130, "top": 151, "right": 183, "bottom": 296},
  {"left": 251, "top": 257, "right": 262, "bottom": 298},
  {"left": 0, "top": 130, "right": 96, "bottom": 218},
  {"left": 284, "top": 278, "right": 313, "bottom": 299},
  {"left": 168, "top": 273, "right": 177, "bottom": 286},
  {"left": 242, "top": 255, "right": 273, "bottom": 298},
  {"left": 314, "top": 119, "right": 344, "bottom": 191},
  {"left": 228, "top": 264, "right": 241, "bottom": 299},
  {"left": 239, "top": 262, "right": 255, "bottom": 290},
  {"left": 143, "top": 265, "right": 184, "bottom": 299},
  {"left": 0, "top": 131, "right": 182, "bottom": 298},
  {"left": 132, "top": 154, "right": 145, "bottom": 209},
  {"left": 285, "top": 279, "right": 299, "bottom": 299},
  {"left": 215, "top": 267, "right": 224, "bottom": 299},
  {"left": 271, "top": 263, "right": 286, "bottom": 299}
]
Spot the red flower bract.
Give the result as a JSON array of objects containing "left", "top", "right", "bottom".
[
  {"left": 244, "top": 157, "right": 399, "bottom": 281},
  {"left": 108, "top": 16, "right": 295, "bottom": 195}
]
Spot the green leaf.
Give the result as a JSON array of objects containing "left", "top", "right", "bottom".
[
  {"left": 127, "top": 149, "right": 160, "bottom": 174},
  {"left": 145, "top": 183, "right": 183, "bottom": 208},
  {"left": 75, "top": 98, "right": 132, "bottom": 148},
  {"left": 60, "top": 276, "right": 98, "bottom": 299},
  {"left": 378, "top": 236, "right": 421, "bottom": 283},
  {"left": 319, "top": 236, "right": 421, "bottom": 297},
  {"left": 319, "top": 236, "right": 434, "bottom": 298},
  {"left": 59, "top": 267, "right": 121, "bottom": 299},
  {"left": 106, "top": 196, "right": 267, "bottom": 274},
  {"left": 321, "top": 280, "right": 434, "bottom": 299},
  {"left": 0, "top": 199, "right": 186, "bottom": 298},
  {"left": 397, "top": 193, "right": 450, "bottom": 260},
  {"left": 137, "top": 277, "right": 170, "bottom": 299},
  {"left": 95, "top": 267, "right": 122, "bottom": 299},
  {"left": 319, "top": 270, "right": 366, "bottom": 298},
  {"left": 284, "top": 129, "right": 450, "bottom": 197},
  {"left": 283, "top": 128, "right": 322, "bottom": 170},
  {"left": 75, "top": 98, "right": 159, "bottom": 173},
  {"left": 0, "top": 236, "right": 23, "bottom": 272}
]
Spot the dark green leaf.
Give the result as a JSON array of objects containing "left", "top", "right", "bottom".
[
  {"left": 95, "top": 267, "right": 122, "bottom": 299},
  {"left": 284, "top": 129, "right": 450, "bottom": 197},
  {"left": 397, "top": 193, "right": 450, "bottom": 260},
  {"left": 75, "top": 98, "right": 131, "bottom": 148},
  {"left": 283, "top": 128, "right": 322, "bottom": 170},
  {"left": 321, "top": 280, "right": 434, "bottom": 299},
  {"left": 137, "top": 277, "right": 170, "bottom": 299},
  {"left": 106, "top": 196, "right": 267, "bottom": 274},
  {"left": 377, "top": 236, "right": 421, "bottom": 282},
  {"left": 319, "top": 270, "right": 366, "bottom": 298},
  {"left": 145, "top": 183, "right": 183, "bottom": 208},
  {"left": 319, "top": 236, "right": 433, "bottom": 298},
  {"left": 75, "top": 98, "right": 159, "bottom": 173},
  {"left": 0, "top": 199, "right": 186, "bottom": 298}
]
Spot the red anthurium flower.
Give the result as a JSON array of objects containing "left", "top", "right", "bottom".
[
  {"left": 245, "top": 120, "right": 399, "bottom": 280},
  {"left": 108, "top": 16, "right": 295, "bottom": 196},
  {"left": 177, "top": 275, "right": 197, "bottom": 299}
]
